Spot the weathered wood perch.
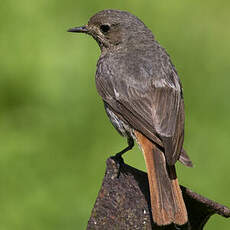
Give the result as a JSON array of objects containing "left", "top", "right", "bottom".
[{"left": 87, "top": 156, "right": 230, "bottom": 230}]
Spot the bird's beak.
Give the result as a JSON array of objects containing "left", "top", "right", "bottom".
[{"left": 67, "top": 26, "right": 88, "bottom": 33}]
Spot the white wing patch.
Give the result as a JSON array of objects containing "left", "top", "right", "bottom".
[{"left": 114, "top": 88, "right": 120, "bottom": 98}]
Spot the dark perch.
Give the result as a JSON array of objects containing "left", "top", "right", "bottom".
[{"left": 87, "top": 156, "right": 230, "bottom": 230}]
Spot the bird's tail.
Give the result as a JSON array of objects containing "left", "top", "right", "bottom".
[{"left": 135, "top": 131, "right": 188, "bottom": 226}]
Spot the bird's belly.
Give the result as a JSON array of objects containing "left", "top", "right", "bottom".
[{"left": 104, "top": 103, "right": 134, "bottom": 139}]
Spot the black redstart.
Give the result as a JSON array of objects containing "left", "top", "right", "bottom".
[{"left": 68, "top": 9, "right": 192, "bottom": 226}]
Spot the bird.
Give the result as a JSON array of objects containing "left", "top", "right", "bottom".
[{"left": 68, "top": 9, "right": 192, "bottom": 226}]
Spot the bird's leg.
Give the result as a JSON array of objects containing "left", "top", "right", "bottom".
[
  {"left": 111, "top": 137, "right": 134, "bottom": 178},
  {"left": 115, "top": 137, "right": 134, "bottom": 158}
]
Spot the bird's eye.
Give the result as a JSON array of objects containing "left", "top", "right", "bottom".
[{"left": 100, "top": 24, "right": 110, "bottom": 34}]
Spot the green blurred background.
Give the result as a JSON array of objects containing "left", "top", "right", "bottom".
[{"left": 0, "top": 0, "right": 229, "bottom": 229}]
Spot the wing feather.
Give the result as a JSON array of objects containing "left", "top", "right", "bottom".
[{"left": 96, "top": 52, "right": 185, "bottom": 165}]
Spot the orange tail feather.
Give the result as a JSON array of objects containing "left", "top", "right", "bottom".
[{"left": 135, "top": 130, "right": 188, "bottom": 226}]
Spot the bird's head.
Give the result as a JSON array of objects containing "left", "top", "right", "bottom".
[{"left": 68, "top": 9, "right": 154, "bottom": 53}]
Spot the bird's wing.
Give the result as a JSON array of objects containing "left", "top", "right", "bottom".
[{"left": 96, "top": 53, "right": 184, "bottom": 165}]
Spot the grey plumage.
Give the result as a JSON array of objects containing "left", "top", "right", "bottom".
[
  {"left": 93, "top": 10, "right": 189, "bottom": 166},
  {"left": 68, "top": 9, "right": 192, "bottom": 225},
  {"left": 96, "top": 44, "right": 184, "bottom": 165}
]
